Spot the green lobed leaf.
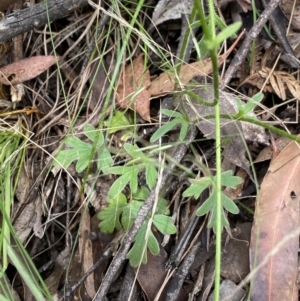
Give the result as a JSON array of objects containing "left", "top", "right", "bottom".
[
  {"left": 196, "top": 190, "right": 215, "bottom": 216},
  {"left": 221, "top": 192, "right": 239, "bottom": 214},
  {"left": 196, "top": 188, "right": 239, "bottom": 217},
  {"left": 75, "top": 154, "right": 90, "bottom": 172},
  {"left": 131, "top": 188, "right": 170, "bottom": 214},
  {"left": 83, "top": 124, "right": 95, "bottom": 140},
  {"left": 160, "top": 109, "right": 183, "bottom": 118},
  {"left": 147, "top": 230, "right": 160, "bottom": 255},
  {"left": 179, "top": 122, "right": 189, "bottom": 141},
  {"left": 105, "top": 111, "right": 132, "bottom": 134},
  {"left": 133, "top": 187, "right": 149, "bottom": 200},
  {"left": 54, "top": 149, "right": 80, "bottom": 169},
  {"left": 214, "top": 22, "right": 242, "bottom": 46},
  {"left": 120, "top": 131, "right": 135, "bottom": 142},
  {"left": 126, "top": 223, "right": 148, "bottom": 267},
  {"left": 150, "top": 118, "right": 182, "bottom": 143},
  {"left": 145, "top": 164, "right": 158, "bottom": 190},
  {"left": 97, "top": 148, "right": 113, "bottom": 174},
  {"left": 208, "top": 207, "right": 229, "bottom": 233},
  {"left": 156, "top": 198, "right": 170, "bottom": 215},
  {"left": 122, "top": 200, "right": 143, "bottom": 231},
  {"left": 183, "top": 177, "right": 212, "bottom": 199},
  {"left": 126, "top": 222, "right": 161, "bottom": 267},
  {"left": 63, "top": 136, "right": 88, "bottom": 149},
  {"left": 54, "top": 127, "right": 113, "bottom": 173},
  {"left": 219, "top": 171, "right": 243, "bottom": 188},
  {"left": 108, "top": 170, "right": 133, "bottom": 199},
  {"left": 53, "top": 136, "right": 95, "bottom": 172},
  {"left": 97, "top": 193, "right": 127, "bottom": 233},
  {"left": 108, "top": 166, "right": 135, "bottom": 175},
  {"left": 153, "top": 215, "right": 177, "bottom": 235},
  {"left": 129, "top": 166, "right": 139, "bottom": 193},
  {"left": 124, "top": 143, "right": 145, "bottom": 160}
]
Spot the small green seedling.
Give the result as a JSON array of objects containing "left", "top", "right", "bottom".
[
  {"left": 107, "top": 143, "right": 158, "bottom": 199},
  {"left": 98, "top": 187, "right": 177, "bottom": 267},
  {"left": 235, "top": 92, "right": 264, "bottom": 117},
  {"left": 53, "top": 124, "right": 113, "bottom": 173},
  {"left": 183, "top": 170, "right": 243, "bottom": 233},
  {"left": 150, "top": 109, "right": 190, "bottom": 143},
  {"left": 104, "top": 111, "right": 136, "bottom": 141}
]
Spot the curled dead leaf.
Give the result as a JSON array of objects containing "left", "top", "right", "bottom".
[
  {"left": 0, "top": 55, "right": 59, "bottom": 85},
  {"left": 259, "top": 67, "right": 300, "bottom": 100},
  {"left": 116, "top": 54, "right": 151, "bottom": 121},
  {"left": 280, "top": 0, "right": 300, "bottom": 31},
  {"left": 115, "top": 32, "right": 244, "bottom": 120},
  {"left": 149, "top": 31, "right": 245, "bottom": 97},
  {"left": 238, "top": 72, "right": 273, "bottom": 93},
  {"left": 240, "top": 67, "right": 300, "bottom": 101},
  {"left": 254, "top": 136, "right": 291, "bottom": 163},
  {"left": 149, "top": 51, "right": 228, "bottom": 97}
]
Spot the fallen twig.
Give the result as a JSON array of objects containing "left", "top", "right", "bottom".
[
  {"left": 222, "top": 0, "right": 282, "bottom": 86},
  {"left": 0, "top": 0, "right": 89, "bottom": 43}
]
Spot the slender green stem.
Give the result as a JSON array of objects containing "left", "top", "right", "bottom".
[
  {"left": 208, "top": 0, "right": 216, "bottom": 40},
  {"left": 203, "top": 113, "right": 300, "bottom": 143},
  {"left": 194, "top": 0, "right": 222, "bottom": 298},
  {"left": 213, "top": 93, "right": 222, "bottom": 301},
  {"left": 177, "top": 8, "right": 197, "bottom": 63},
  {"left": 3, "top": 161, "right": 10, "bottom": 270}
]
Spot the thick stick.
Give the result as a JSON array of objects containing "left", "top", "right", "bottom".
[
  {"left": 223, "top": 0, "right": 282, "bottom": 86},
  {"left": 0, "top": 0, "right": 89, "bottom": 43}
]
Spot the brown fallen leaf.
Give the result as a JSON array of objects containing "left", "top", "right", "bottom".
[
  {"left": 13, "top": 202, "right": 36, "bottom": 243},
  {"left": 116, "top": 53, "right": 151, "bottom": 121},
  {"left": 0, "top": 55, "right": 59, "bottom": 85},
  {"left": 136, "top": 247, "right": 170, "bottom": 301},
  {"left": 238, "top": 72, "right": 274, "bottom": 94},
  {"left": 254, "top": 136, "right": 291, "bottom": 163},
  {"left": 280, "top": 0, "right": 300, "bottom": 31},
  {"left": 44, "top": 247, "right": 70, "bottom": 295},
  {"left": 221, "top": 223, "right": 251, "bottom": 283},
  {"left": 250, "top": 137, "right": 300, "bottom": 301},
  {"left": 148, "top": 30, "right": 245, "bottom": 97},
  {"left": 259, "top": 67, "right": 300, "bottom": 100}
]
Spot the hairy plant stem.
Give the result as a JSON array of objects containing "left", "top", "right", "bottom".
[
  {"left": 203, "top": 114, "right": 300, "bottom": 143},
  {"left": 194, "top": 0, "right": 222, "bottom": 298},
  {"left": 176, "top": 7, "right": 198, "bottom": 64}
]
